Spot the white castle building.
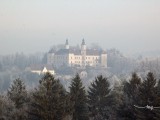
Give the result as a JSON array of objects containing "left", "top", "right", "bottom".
[{"left": 47, "top": 39, "right": 107, "bottom": 68}]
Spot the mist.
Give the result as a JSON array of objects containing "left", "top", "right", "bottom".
[{"left": 0, "top": 0, "right": 160, "bottom": 55}]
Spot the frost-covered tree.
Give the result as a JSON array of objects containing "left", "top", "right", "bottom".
[
  {"left": 28, "top": 72, "right": 72, "bottom": 120},
  {"left": 107, "top": 85, "right": 124, "bottom": 120},
  {"left": 88, "top": 75, "right": 111, "bottom": 120},
  {"left": 70, "top": 74, "right": 89, "bottom": 120},
  {"left": 0, "top": 95, "right": 15, "bottom": 120},
  {"left": 135, "top": 72, "right": 160, "bottom": 120},
  {"left": 7, "top": 78, "right": 28, "bottom": 120},
  {"left": 7, "top": 78, "right": 27, "bottom": 109},
  {"left": 118, "top": 72, "right": 142, "bottom": 120}
]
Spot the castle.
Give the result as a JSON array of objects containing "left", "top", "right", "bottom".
[{"left": 47, "top": 39, "right": 107, "bottom": 68}]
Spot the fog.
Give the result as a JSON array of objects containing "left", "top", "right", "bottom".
[{"left": 0, "top": 0, "right": 160, "bottom": 55}]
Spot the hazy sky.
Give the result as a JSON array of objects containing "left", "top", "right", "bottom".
[{"left": 0, "top": 0, "right": 160, "bottom": 55}]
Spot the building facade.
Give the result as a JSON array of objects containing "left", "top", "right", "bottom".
[{"left": 47, "top": 39, "right": 107, "bottom": 68}]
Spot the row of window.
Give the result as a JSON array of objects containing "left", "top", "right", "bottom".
[
  {"left": 75, "top": 61, "right": 81, "bottom": 64},
  {"left": 72, "top": 61, "right": 98, "bottom": 64},
  {"left": 75, "top": 57, "right": 81, "bottom": 59},
  {"left": 49, "top": 56, "right": 99, "bottom": 60},
  {"left": 86, "top": 61, "right": 98, "bottom": 64},
  {"left": 70, "top": 56, "right": 99, "bottom": 59}
]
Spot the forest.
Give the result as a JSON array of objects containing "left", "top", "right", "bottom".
[
  {"left": 0, "top": 49, "right": 160, "bottom": 119},
  {"left": 0, "top": 48, "right": 160, "bottom": 92},
  {"left": 0, "top": 71, "right": 160, "bottom": 120}
]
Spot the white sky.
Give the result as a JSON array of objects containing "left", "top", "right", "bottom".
[{"left": 0, "top": 0, "right": 160, "bottom": 55}]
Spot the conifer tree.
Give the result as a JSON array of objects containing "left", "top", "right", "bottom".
[
  {"left": 157, "top": 79, "right": 160, "bottom": 99},
  {"left": 8, "top": 78, "right": 27, "bottom": 108},
  {"left": 135, "top": 72, "right": 160, "bottom": 120},
  {"left": 0, "top": 95, "right": 15, "bottom": 120},
  {"left": 108, "top": 85, "right": 124, "bottom": 120},
  {"left": 28, "top": 72, "right": 72, "bottom": 120},
  {"left": 70, "top": 74, "right": 89, "bottom": 120},
  {"left": 118, "top": 72, "right": 142, "bottom": 120},
  {"left": 7, "top": 78, "right": 28, "bottom": 119},
  {"left": 124, "top": 72, "right": 141, "bottom": 102},
  {"left": 88, "top": 75, "right": 111, "bottom": 120}
]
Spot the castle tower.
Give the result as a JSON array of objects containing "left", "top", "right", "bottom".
[
  {"left": 81, "top": 39, "right": 86, "bottom": 67},
  {"left": 100, "top": 51, "right": 107, "bottom": 68},
  {"left": 81, "top": 38, "right": 86, "bottom": 50},
  {"left": 65, "top": 39, "right": 69, "bottom": 49}
]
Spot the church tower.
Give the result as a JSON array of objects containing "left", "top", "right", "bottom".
[
  {"left": 81, "top": 39, "right": 86, "bottom": 67},
  {"left": 65, "top": 39, "right": 69, "bottom": 49}
]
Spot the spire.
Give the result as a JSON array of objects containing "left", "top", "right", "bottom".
[
  {"left": 65, "top": 39, "right": 69, "bottom": 49},
  {"left": 81, "top": 38, "right": 85, "bottom": 45},
  {"left": 65, "top": 39, "right": 69, "bottom": 45},
  {"left": 81, "top": 38, "right": 86, "bottom": 51}
]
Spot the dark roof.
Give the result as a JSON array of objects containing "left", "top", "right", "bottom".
[
  {"left": 86, "top": 49, "right": 99, "bottom": 56},
  {"left": 55, "top": 49, "right": 69, "bottom": 55},
  {"left": 55, "top": 49, "right": 81, "bottom": 55},
  {"left": 69, "top": 49, "right": 81, "bottom": 55},
  {"left": 101, "top": 50, "right": 107, "bottom": 54},
  {"left": 49, "top": 48, "right": 56, "bottom": 53},
  {"left": 86, "top": 49, "right": 107, "bottom": 55},
  {"left": 52, "top": 48, "right": 106, "bottom": 56}
]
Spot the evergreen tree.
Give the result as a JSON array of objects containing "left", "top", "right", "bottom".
[
  {"left": 124, "top": 72, "right": 142, "bottom": 102},
  {"left": 157, "top": 79, "right": 160, "bottom": 98},
  {"left": 135, "top": 72, "right": 160, "bottom": 120},
  {"left": 28, "top": 72, "right": 72, "bottom": 120},
  {"left": 108, "top": 85, "right": 124, "bottom": 120},
  {"left": 7, "top": 78, "right": 28, "bottom": 120},
  {"left": 70, "top": 74, "right": 89, "bottom": 120},
  {"left": 118, "top": 72, "right": 141, "bottom": 120},
  {"left": 156, "top": 79, "right": 160, "bottom": 119},
  {"left": 7, "top": 78, "right": 27, "bottom": 108},
  {"left": 88, "top": 75, "right": 111, "bottom": 120},
  {"left": 0, "top": 95, "right": 15, "bottom": 120}
]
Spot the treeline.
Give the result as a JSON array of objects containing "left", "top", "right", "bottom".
[
  {"left": 0, "top": 53, "right": 45, "bottom": 71},
  {"left": 107, "top": 49, "right": 137, "bottom": 74},
  {"left": 0, "top": 72, "right": 160, "bottom": 120},
  {"left": 0, "top": 53, "right": 45, "bottom": 92}
]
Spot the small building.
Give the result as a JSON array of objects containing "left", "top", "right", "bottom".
[
  {"left": 80, "top": 71, "right": 88, "bottom": 78},
  {"left": 30, "top": 65, "right": 55, "bottom": 75}
]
